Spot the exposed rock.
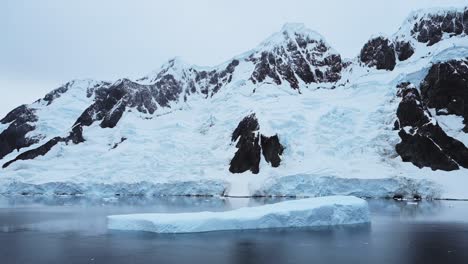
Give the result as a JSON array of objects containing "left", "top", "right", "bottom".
[
  {"left": 0, "top": 105, "right": 39, "bottom": 159},
  {"left": 229, "top": 114, "right": 285, "bottom": 174},
  {"left": 249, "top": 24, "right": 342, "bottom": 89},
  {"left": 465, "top": 8, "right": 468, "bottom": 35},
  {"left": 138, "top": 58, "right": 239, "bottom": 98},
  {"left": 2, "top": 137, "right": 62, "bottom": 168},
  {"left": 396, "top": 127, "right": 451, "bottom": 170},
  {"left": 2, "top": 59, "right": 241, "bottom": 167},
  {"left": 74, "top": 77, "right": 184, "bottom": 130},
  {"left": 395, "top": 40, "right": 414, "bottom": 61},
  {"left": 395, "top": 81, "right": 468, "bottom": 171},
  {"left": 229, "top": 114, "right": 261, "bottom": 174},
  {"left": 411, "top": 9, "right": 466, "bottom": 46},
  {"left": 396, "top": 83, "right": 429, "bottom": 128},
  {"left": 260, "top": 135, "right": 284, "bottom": 167},
  {"left": 420, "top": 123, "right": 468, "bottom": 168},
  {"left": 420, "top": 59, "right": 468, "bottom": 131},
  {"left": 42, "top": 83, "right": 69, "bottom": 105},
  {"left": 360, "top": 36, "right": 396, "bottom": 70},
  {"left": 111, "top": 137, "right": 127, "bottom": 150},
  {"left": 2, "top": 125, "right": 86, "bottom": 168}
]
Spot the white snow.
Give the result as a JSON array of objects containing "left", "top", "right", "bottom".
[
  {"left": 251, "top": 174, "right": 442, "bottom": 199},
  {"left": 0, "top": 79, "right": 104, "bottom": 162},
  {"left": 107, "top": 195, "right": 370, "bottom": 233},
  {"left": 1, "top": 10, "right": 468, "bottom": 199},
  {"left": 0, "top": 180, "right": 228, "bottom": 197}
]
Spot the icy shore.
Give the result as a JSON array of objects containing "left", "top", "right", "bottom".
[
  {"left": 252, "top": 175, "right": 442, "bottom": 199},
  {"left": 0, "top": 179, "right": 228, "bottom": 197},
  {"left": 107, "top": 196, "right": 370, "bottom": 233}
]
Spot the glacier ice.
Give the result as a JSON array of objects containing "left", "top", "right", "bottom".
[
  {"left": 251, "top": 175, "right": 442, "bottom": 199},
  {"left": 107, "top": 195, "right": 370, "bottom": 233}
]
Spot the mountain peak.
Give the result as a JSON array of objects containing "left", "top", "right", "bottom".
[
  {"left": 137, "top": 56, "right": 192, "bottom": 84},
  {"left": 258, "top": 23, "right": 329, "bottom": 50},
  {"left": 280, "top": 23, "right": 307, "bottom": 33},
  {"left": 395, "top": 6, "right": 468, "bottom": 45}
]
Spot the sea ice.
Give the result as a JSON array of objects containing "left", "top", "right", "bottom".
[{"left": 107, "top": 195, "right": 370, "bottom": 233}]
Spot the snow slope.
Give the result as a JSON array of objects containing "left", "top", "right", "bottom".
[
  {"left": 107, "top": 196, "right": 370, "bottom": 233},
  {"left": 1, "top": 7, "right": 468, "bottom": 199}
]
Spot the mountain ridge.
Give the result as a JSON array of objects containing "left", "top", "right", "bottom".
[{"left": 1, "top": 6, "right": 468, "bottom": 198}]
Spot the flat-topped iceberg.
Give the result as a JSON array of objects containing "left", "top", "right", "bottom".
[{"left": 107, "top": 196, "right": 370, "bottom": 233}]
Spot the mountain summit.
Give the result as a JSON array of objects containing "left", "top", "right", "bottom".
[{"left": 1, "top": 7, "right": 468, "bottom": 199}]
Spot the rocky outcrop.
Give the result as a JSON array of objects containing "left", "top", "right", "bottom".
[
  {"left": 420, "top": 59, "right": 468, "bottom": 132},
  {"left": 411, "top": 8, "right": 468, "bottom": 46},
  {"left": 2, "top": 136, "right": 62, "bottom": 168},
  {"left": 360, "top": 36, "right": 396, "bottom": 70},
  {"left": 249, "top": 24, "right": 342, "bottom": 90},
  {"left": 395, "top": 41, "right": 414, "bottom": 61},
  {"left": 229, "top": 114, "right": 261, "bottom": 174},
  {"left": 395, "top": 81, "right": 468, "bottom": 171},
  {"left": 2, "top": 125, "right": 85, "bottom": 168},
  {"left": 75, "top": 78, "right": 183, "bottom": 129},
  {"left": 260, "top": 135, "right": 284, "bottom": 167},
  {"left": 42, "top": 84, "right": 69, "bottom": 105},
  {"left": 229, "top": 114, "right": 285, "bottom": 174},
  {"left": 395, "top": 83, "right": 429, "bottom": 128},
  {"left": 137, "top": 58, "right": 239, "bottom": 98},
  {"left": 397, "top": 126, "right": 459, "bottom": 171},
  {"left": 0, "top": 105, "right": 39, "bottom": 159},
  {"left": 2, "top": 76, "right": 188, "bottom": 167}
]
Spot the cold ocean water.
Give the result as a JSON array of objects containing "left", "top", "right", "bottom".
[{"left": 0, "top": 196, "right": 467, "bottom": 264}]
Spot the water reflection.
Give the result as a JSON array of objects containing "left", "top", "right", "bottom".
[{"left": 0, "top": 196, "right": 467, "bottom": 264}]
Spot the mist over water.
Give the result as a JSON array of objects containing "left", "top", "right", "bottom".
[{"left": 0, "top": 197, "right": 467, "bottom": 264}]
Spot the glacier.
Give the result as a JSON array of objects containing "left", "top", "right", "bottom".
[
  {"left": 1, "top": 7, "right": 468, "bottom": 199},
  {"left": 107, "top": 196, "right": 370, "bottom": 233}
]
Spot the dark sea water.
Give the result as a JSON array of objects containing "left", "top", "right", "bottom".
[{"left": 0, "top": 196, "right": 467, "bottom": 264}]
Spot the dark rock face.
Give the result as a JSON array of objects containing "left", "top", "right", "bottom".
[
  {"left": 229, "top": 114, "right": 261, "bottom": 174},
  {"left": 196, "top": 59, "right": 239, "bottom": 96},
  {"left": 465, "top": 8, "right": 468, "bottom": 35},
  {"left": 396, "top": 83, "right": 429, "bottom": 128},
  {"left": 74, "top": 77, "right": 185, "bottom": 131},
  {"left": 395, "top": 41, "right": 414, "bottom": 61},
  {"left": 411, "top": 9, "right": 467, "bottom": 46},
  {"left": 395, "top": 80, "right": 468, "bottom": 171},
  {"left": 260, "top": 135, "right": 284, "bottom": 167},
  {"left": 2, "top": 125, "right": 85, "bottom": 168},
  {"left": 360, "top": 37, "right": 396, "bottom": 70},
  {"left": 138, "top": 58, "right": 239, "bottom": 98},
  {"left": 0, "top": 105, "right": 39, "bottom": 159},
  {"left": 2, "top": 137, "right": 62, "bottom": 168},
  {"left": 229, "top": 114, "right": 285, "bottom": 174},
  {"left": 42, "top": 83, "right": 69, "bottom": 105},
  {"left": 397, "top": 125, "right": 459, "bottom": 171},
  {"left": 420, "top": 59, "right": 468, "bottom": 131},
  {"left": 249, "top": 31, "right": 342, "bottom": 89},
  {"left": 111, "top": 137, "right": 127, "bottom": 149}
]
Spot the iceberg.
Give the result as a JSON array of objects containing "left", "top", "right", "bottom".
[{"left": 107, "top": 196, "right": 370, "bottom": 233}]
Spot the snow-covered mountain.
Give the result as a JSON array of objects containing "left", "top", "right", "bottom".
[{"left": 1, "top": 7, "right": 468, "bottom": 199}]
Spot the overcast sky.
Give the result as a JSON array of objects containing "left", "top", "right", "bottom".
[{"left": 1, "top": 0, "right": 466, "bottom": 116}]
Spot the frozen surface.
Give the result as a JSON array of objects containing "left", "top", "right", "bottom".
[
  {"left": 0, "top": 180, "right": 228, "bottom": 197},
  {"left": 107, "top": 196, "right": 370, "bottom": 233},
  {"left": 1, "top": 9, "right": 468, "bottom": 199},
  {"left": 252, "top": 175, "right": 442, "bottom": 199}
]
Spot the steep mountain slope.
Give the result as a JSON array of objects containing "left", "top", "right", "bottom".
[{"left": 1, "top": 7, "right": 468, "bottom": 199}]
